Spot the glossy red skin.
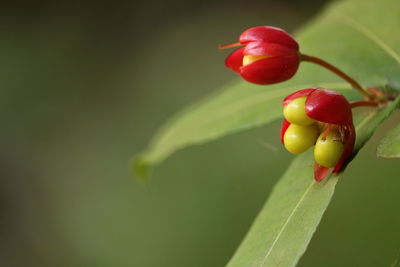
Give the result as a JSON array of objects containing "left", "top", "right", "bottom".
[
  {"left": 240, "top": 55, "right": 300, "bottom": 85},
  {"left": 225, "top": 47, "right": 245, "bottom": 74},
  {"left": 280, "top": 119, "right": 291, "bottom": 144},
  {"left": 244, "top": 41, "right": 297, "bottom": 56},
  {"left": 305, "top": 89, "right": 353, "bottom": 125},
  {"left": 283, "top": 89, "right": 353, "bottom": 125},
  {"left": 225, "top": 26, "right": 300, "bottom": 85},
  {"left": 239, "top": 26, "right": 299, "bottom": 50},
  {"left": 281, "top": 88, "right": 355, "bottom": 181},
  {"left": 283, "top": 88, "right": 316, "bottom": 106},
  {"left": 314, "top": 163, "right": 330, "bottom": 182},
  {"left": 225, "top": 43, "right": 300, "bottom": 85},
  {"left": 332, "top": 124, "right": 355, "bottom": 174}
]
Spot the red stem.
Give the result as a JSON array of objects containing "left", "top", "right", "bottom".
[
  {"left": 301, "top": 54, "right": 373, "bottom": 99},
  {"left": 349, "top": 100, "right": 379, "bottom": 108}
]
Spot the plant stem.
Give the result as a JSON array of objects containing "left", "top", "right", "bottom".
[
  {"left": 218, "top": 42, "right": 243, "bottom": 50},
  {"left": 349, "top": 100, "right": 379, "bottom": 108},
  {"left": 301, "top": 54, "right": 373, "bottom": 99}
]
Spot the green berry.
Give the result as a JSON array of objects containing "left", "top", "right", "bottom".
[
  {"left": 283, "top": 96, "right": 315, "bottom": 126},
  {"left": 284, "top": 124, "right": 319, "bottom": 154},
  {"left": 314, "top": 131, "right": 344, "bottom": 168}
]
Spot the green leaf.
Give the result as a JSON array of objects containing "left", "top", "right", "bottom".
[
  {"left": 133, "top": 83, "right": 356, "bottom": 179},
  {"left": 377, "top": 124, "right": 400, "bottom": 158},
  {"left": 134, "top": 0, "right": 400, "bottom": 179},
  {"left": 227, "top": 151, "right": 337, "bottom": 267},
  {"left": 226, "top": 96, "right": 400, "bottom": 267},
  {"left": 353, "top": 99, "right": 400, "bottom": 156}
]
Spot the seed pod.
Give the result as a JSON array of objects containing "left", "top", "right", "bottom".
[
  {"left": 283, "top": 96, "right": 315, "bottom": 125},
  {"left": 314, "top": 131, "right": 344, "bottom": 168},
  {"left": 283, "top": 124, "right": 319, "bottom": 154},
  {"left": 221, "top": 26, "right": 300, "bottom": 85}
]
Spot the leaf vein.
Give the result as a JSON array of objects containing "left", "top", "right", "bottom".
[
  {"left": 337, "top": 14, "right": 400, "bottom": 65},
  {"left": 260, "top": 180, "right": 316, "bottom": 267}
]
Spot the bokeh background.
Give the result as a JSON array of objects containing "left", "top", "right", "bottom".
[{"left": 1, "top": 0, "right": 399, "bottom": 266}]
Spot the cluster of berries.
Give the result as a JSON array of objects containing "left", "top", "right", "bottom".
[
  {"left": 220, "top": 26, "right": 365, "bottom": 181},
  {"left": 281, "top": 89, "right": 355, "bottom": 181}
]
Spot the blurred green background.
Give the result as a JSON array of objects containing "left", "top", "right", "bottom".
[{"left": 1, "top": 1, "right": 399, "bottom": 266}]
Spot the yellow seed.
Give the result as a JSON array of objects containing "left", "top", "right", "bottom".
[
  {"left": 314, "top": 131, "right": 344, "bottom": 168},
  {"left": 242, "top": 55, "right": 270, "bottom": 66},
  {"left": 284, "top": 124, "right": 319, "bottom": 154},
  {"left": 283, "top": 96, "right": 315, "bottom": 126}
]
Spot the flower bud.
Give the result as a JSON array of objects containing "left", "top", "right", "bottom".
[
  {"left": 221, "top": 26, "right": 300, "bottom": 85},
  {"left": 314, "top": 131, "right": 344, "bottom": 168},
  {"left": 283, "top": 124, "right": 319, "bottom": 154},
  {"left": 283, "top": 96, "right": 315, "bottom": 125}
]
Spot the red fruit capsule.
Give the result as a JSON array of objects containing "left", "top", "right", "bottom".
[
  {"left": 221, "top": 26, "right": 300, "bottom": 85},
  {"left": 239, "top": 26, "right": 299, "bottom": 49},
  {"left": 281, "top": 88, "right": 356, "bottom": 181}
]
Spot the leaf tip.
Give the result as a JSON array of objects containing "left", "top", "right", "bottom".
[{"left": 131, "top": 155, "right": 152, "bottom": 181}]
